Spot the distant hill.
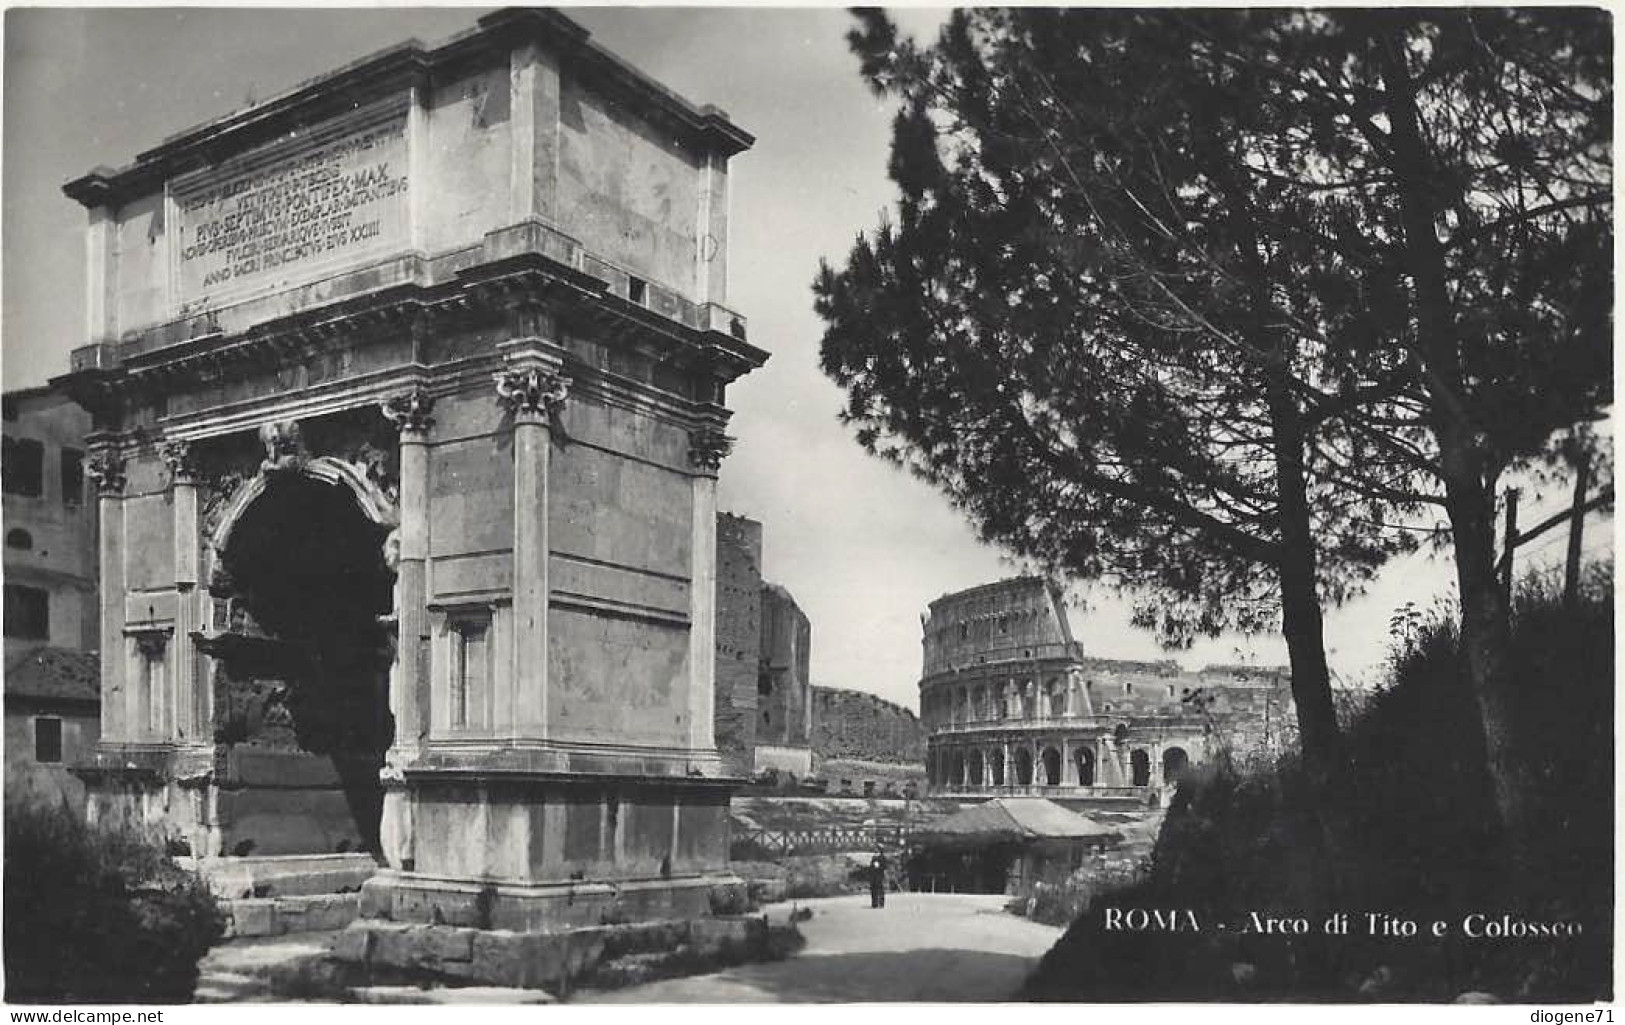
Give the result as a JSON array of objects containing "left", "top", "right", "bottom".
[{"left": 811, "top": 686, "right": 926, "bottom": 766}]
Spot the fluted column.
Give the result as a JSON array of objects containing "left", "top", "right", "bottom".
[
  {"left": 688, "top": 426, "right": 732, "bottom": 759},
  {"left": 377, "top": 391, "right": 434, "bottom": 872},
  {"left": 87, "top": 445, "right": 126, "bottom": 741},
  {"left": 162, "top": 441, "right": 202, "bottom": 743},
  {"left": 381, "top": 389, "right": 435, "bottom": 755},
  {"left": 495, "top": 354, "right": 569, "bottom": 739}
]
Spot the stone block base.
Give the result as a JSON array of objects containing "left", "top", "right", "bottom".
[
  {"left": 333, "top": 912, "right": 769, "bottom": 992},
  {"left": 356, "top": 868, "right": 735, "bottom": 933},
  {"left": 222, "top": 892, "right": 361, "bottom": 938},
  {"left": 184, "top": 852, "right": 380, "bottom": 899}
]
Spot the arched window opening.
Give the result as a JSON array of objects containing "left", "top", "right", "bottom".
[
  {"left": 1131, "top": 749, "right": 1151, "bottom": 787},
  {"left": 989, "top": 750, "right": 1006, "bottom": 786},
  {"left": 1075, "top": 747, "right": 1095, "bottom": 786},
  {"left": 1014, "top": 748, "right": 1034, "bottom": 786},
  {"left": 1163, "top": 746, "right": 1191, "bottom": 784},
  {"left": 968, "top": 749, "right": 985, "bottom": 786},
  {"left": 1041, "top": 747, "right": 1062, "bottom": 786}
]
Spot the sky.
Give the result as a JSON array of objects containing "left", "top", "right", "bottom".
[{"left": 2, "top": 6, "right": 1611, "bottom": 712}]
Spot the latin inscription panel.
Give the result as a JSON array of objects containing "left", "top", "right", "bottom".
[{"left": 171, "top": 102, "right": 410, "bottom": 311}]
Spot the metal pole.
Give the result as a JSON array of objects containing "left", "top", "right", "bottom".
[
  {"left": 1500, "top": 488, "right": 1520, "bottom": 600},
  {"left": 1565, "top": 453, "right": 1592, "bottom": 609}
]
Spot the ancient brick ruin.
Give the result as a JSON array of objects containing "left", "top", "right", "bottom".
[
  {"left": 712, "top": 512, "right": 813, "bottom": 777},
  {"left": 920, "top": 578, "right": 1294, "bottom": 806}
]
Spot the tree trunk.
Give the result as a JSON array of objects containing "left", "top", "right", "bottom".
[
  {"left": 1372, "top": 18, "right": 1535, "bottom": 873},
  {"left": 1441, "top": 442, "right": 1534, "bottom": 871},
  {"left": 1196, "top": 108, "right": 1345, "bottom": 780},
  {"left": 1268, "top": 382, "right": 1344, "bottom": 779}
]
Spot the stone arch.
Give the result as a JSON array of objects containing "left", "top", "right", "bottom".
[
  {"left": 210, "top": 456, "right": 398, "bottom": 563},
  {"left": 1131, "top": 748, "right": 1151, "bottom": 787},
  {"left": 989, "top": 748, "right": 1006, "bottom": 786},
  {"left": 1040, "top": 746, "right": 1062, "bottom": 786},
  {"left": 1074, "top": 745, "right": 1095, "bottom": 786},
  {"left": 1047, "top": 679, "right": 1065, "bottom": 717},
  {"left": 1163, "top": 746, "right": 1191, "bottom": 784},
  {"left": 967, "top": 749, "right": 985, "bottom": 786},
  {"left": 972, "top": 685, "right": 987, "bottom": 721},
  {"left": 1014, "top": 747, "right": 1034, "bottom": 786},
  {"left": 949, "top": 750, "right": 965, "bottom": 786}
]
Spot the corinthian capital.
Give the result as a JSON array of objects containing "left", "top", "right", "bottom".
[
  {"left": 381, "top": 388, "right": 436, "bottom": 435},
  {"left": 86, "top": 450, "right": 126, "bottom": 496},
  {"left": 494, "top": 366, "right": 571, "bottom": 423},
  {"left": 687, "top": 427, "right": 735, "bottom": 472},
  {"left": 160, "top": 439, "right": 201, "bottom": 486}
]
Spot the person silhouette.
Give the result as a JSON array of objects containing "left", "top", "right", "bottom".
[{"left": 869, "top": 852, "right": 888, "bottom": 908}]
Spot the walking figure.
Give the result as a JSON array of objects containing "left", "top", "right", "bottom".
[{"left": 869, "top": 852, "right": 888, "bottom": 908}]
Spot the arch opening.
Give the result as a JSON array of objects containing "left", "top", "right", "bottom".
[
  {"left": 1041, "top": 746, "right": 1061, "bottom": 786},
  {"left": 1074, "top": 746, "right": 1095, "bottom": 786},
  {"left": 206, "top": 472, "right": 396, "bottom": 855},
  {"left": 989, "top": 749, "right": 1006, "bottom": 786},
  {"left": 1163, "top": 746, "right": 1191, "bottom": 784},
  {"left": 1130, "top": 748, "right": 1151, "bottom": 787},
  {"left": 1014, "top": 747, "right": 1034, "bottom": 786},
  {"left": 967, "top": 748, "right": 985, "bottom": 786}
]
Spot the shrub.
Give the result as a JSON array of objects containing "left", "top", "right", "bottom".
[
  {"left": 1008, "top": 856, "right": 1150, "bottom": 927},
  {"left": 4, "top": 798, "right": 225, "bottom": 1003},
  {"left": 1023, "top": 565, "right": 1613, "bottom": 1002}
]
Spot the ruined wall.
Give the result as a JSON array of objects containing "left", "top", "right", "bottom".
[
  {"left": 714, "top": 513, "right": 761, "bottom": 775},
  {"left": 921, "top": 576, "right": 1075, "bottom": 677},
  {"left": 758, "top": 582, "right": 811, "bottom": 748},
  {"left": 811, "top": 686, "right": 926, "bottom": 765}
]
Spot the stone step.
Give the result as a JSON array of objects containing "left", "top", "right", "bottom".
[
  {"left": 351, "top": 985, "right": 556, "bottom": 1004},
  {"left": 194, "top": 969, "right": 272, "bottom": 1003},
  {"left": 586, "top": 948, "right": 696, "bottom": 990},
  {"left": 223, "top": 892, "right": 360, "bottom": 938}
]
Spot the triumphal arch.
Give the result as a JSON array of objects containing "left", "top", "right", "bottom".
[{"left": 56, "top": 8, "right": 765, "bottom": 963}]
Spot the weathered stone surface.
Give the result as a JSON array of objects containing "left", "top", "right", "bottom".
[
  {"left": 64, "top": 8, "right": 766, "bottom": 967},
  {"left": 222, "top": 899, "right": 277, "bottom": 939},
  {"left": 812, "top": 686, "right": 926, "bottom": 765},
  {"left": 921, "top": 577, "right": 1296, "bottom": 800},
  {"left": 351, "top": 985, "right": 555, "bottom": 1004},
  {"left": 688, "top": 915, "right": 766, "bottom": 958},
  {"left": 715, "top": 512, "right": 762, "bottom": 776}
]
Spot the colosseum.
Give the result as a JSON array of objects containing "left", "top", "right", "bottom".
[{"left": 920, "top": 578, "right": 1294, "bottom": 806}]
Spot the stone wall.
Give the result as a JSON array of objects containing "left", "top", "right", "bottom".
[
  {"left": 811, "top": 686, "right": 925, "bottom": 765},
  {"left": 757, "top": 583, "right": 811, "bottom": 748},
  {"left": 714, "top": 513, "right": 762, "bottom": 776}
]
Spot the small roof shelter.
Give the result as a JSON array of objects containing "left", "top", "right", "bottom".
[
  {"left": 914, "top": 797, "right": 1121, "bottom": 850},
  {"left": 908, "top": 798, "right": 1121, "bottom": 895}
]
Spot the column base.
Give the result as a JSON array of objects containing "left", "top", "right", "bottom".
[
  {"left": 356, "top": 868, "right": 738, "bottom": 932},
  {"left": 335, "top": 886, "right": 764, "bottom": 992}
]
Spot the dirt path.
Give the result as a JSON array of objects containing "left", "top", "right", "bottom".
[{"left": 577, "top": 893, "right": 1062, "bottom": 1003}]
